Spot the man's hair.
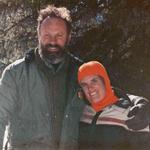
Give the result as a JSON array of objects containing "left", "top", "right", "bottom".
[{"left": 37, "top": 5, "right": 72, "bottom": 34}]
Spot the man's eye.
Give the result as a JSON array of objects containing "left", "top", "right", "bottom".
[
  {"left": 57, "top": 34, "right": 63, "bottom": 38},
  {"left": 44, "top": 35, "right": 49, "bottom": 39}
]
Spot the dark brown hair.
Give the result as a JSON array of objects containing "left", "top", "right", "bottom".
[{"left": 37, "top": 5, "right": 72, "bottom": 34}]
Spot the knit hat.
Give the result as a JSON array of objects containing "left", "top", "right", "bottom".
[{"left": 78, "top": 61, "right": 118, "bottom": 112}]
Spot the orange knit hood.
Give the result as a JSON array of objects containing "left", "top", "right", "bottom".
[{"left": 78, "top": 61, "right": 118, "bottom": 112}]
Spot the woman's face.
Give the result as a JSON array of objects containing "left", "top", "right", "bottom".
[{"left": 80, "top": 75, "right": 106, "bottom": 103}]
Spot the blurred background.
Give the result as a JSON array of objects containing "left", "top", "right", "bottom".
[{"left": 0, "top": 0, "right": 150, "bottom": 98}]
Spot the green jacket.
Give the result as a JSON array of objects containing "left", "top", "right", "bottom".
[{"left": 0, "top": 49, "right": 84, "bottom": 150}]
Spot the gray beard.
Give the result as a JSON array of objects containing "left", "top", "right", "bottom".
[
  {"left": 38, "top": 44, "right": 66, "bottom": 64},
  {"left": 43, "top": 53, "right": 65, "bottom": 64},
  {"left": 39, "top": 50, "right": 66, "bottom": 65}
]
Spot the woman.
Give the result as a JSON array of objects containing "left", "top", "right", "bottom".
[{"left": 77, "top": 61, "right": 150, "bottom": 150}]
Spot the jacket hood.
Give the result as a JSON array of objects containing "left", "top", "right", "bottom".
[{"left": 78, "top": 61, "right": 118, "bottom": 112}]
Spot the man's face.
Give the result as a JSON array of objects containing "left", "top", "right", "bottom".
[
  {"left": 38, "top": 17, "right": 71, "bottom": 61},
  {"left": 80, "top": 75, "right": 106, "bottom": 103}
]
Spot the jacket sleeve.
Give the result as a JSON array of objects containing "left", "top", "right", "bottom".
[
  {"left": 126, "top": 94, "right": 150, "bottom": 130},
  {"left": 0, "top": 66, "right": 17, "bottom": 149},
  {"left": 127, "top": 94, "right": 149, "bottom": 105}
]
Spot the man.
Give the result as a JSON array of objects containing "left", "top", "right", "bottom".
[
  {"left": 77, "top": 61, "right": 150, "bottom": 150},
  {"left": 0, "top": 5, "right": 83, "bottom": 150},
  {"left": 0, "top": 4, "right": 149, "bottom": 150}
]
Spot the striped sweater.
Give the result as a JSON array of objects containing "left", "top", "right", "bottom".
[{"left": 79, "top": 98, "right": 150, "bottom": 150}]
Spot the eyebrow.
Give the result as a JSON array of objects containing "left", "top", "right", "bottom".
[{"left": 80, "top": 77, "right": 99, "bottom": 85}]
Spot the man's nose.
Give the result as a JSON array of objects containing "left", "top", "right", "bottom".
[{"left": 49, "top": 36, "right": 57, "bottom": 45}]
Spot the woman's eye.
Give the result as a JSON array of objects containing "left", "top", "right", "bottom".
[
  {"left": 81, "top": 84, "right": 87, "bottom": 89},
  {"left": 92, "top": 79, "right": 98, "bottom": 83}
]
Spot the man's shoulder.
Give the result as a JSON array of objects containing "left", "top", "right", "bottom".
[
  {"left": 1, "top": 58, "right": 27, "bottom": 81},
  {"left": 67, "top": 52, "right": 83, "bottom": 66},
  {"left": 1, "top": 56, "right": 35, "bottom": 79},
  {"left": 4, "top": 58, "right": 26, "bottom": 72},
  {"left": 4, "top": 48, "right": 36, "bottom": 73}
]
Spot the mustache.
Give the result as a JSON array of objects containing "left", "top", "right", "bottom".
[{"left": 45, "top": 44, "right": 62, "bottom": 50}]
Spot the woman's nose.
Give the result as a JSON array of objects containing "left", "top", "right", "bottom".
[{"left": 88, "top": 85, "right": 94, "bottom": 93}]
